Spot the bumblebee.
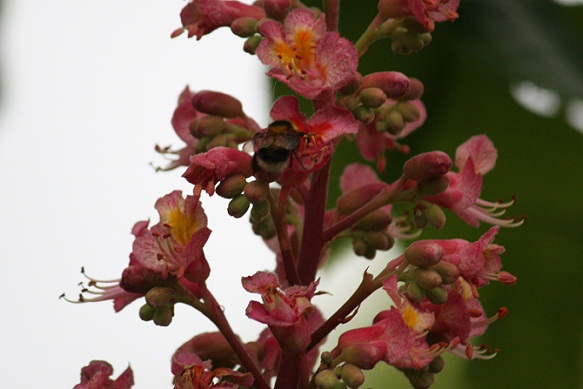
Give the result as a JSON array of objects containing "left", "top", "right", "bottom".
[{"left": 251, "top": 120, "right": 305, "bottom": 180}]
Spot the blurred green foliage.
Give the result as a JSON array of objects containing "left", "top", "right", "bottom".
[{"left": 300, "top": 0, "right": 583, "bottom": 387}]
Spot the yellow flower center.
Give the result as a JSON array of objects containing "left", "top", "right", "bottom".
[{"left": 166, "top": 207, "right": 200, "bottom": 246}]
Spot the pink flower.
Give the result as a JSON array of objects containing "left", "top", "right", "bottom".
[
  {"left": 421, "top": 279, "right": 507, "bottom": 359},
  {"left": 436, "top": 226, "right": 516, "bottom": 288},
  {"left": 379, "top": 0, "right": 460, "bottom": 32},
  {"left": 182, "top": 147, "right": 253, "bottom": 195},
  {"left": 257, "top": 95, "right": 358, "bottom": 185},
  {"left": 242, "top": 271, "right": 318, "bottom": 354},
  {"left": 74, "top": 360, "right": 134, "bottom": 389},
  {"left": 131, "top": 191, "right": 211, "bottom": 281},
  {"left": 335, "top": 308, "right": 444, "bottom": 370},
  {"left": 256, "top": 9, "right": 358, "bottom": 99},
  {"left": 172, "top": 0, "right": 265, "bottom": 40},
  {"left": 424, "top": 135, "right": 522, "bottom": 227},
  {"left": 172, "top": 353, "right": 254, "bottom": 389}
]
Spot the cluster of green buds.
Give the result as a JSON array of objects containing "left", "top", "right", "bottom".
[{"left": 401, "top": 240, "right": 460, "bottom": 304}]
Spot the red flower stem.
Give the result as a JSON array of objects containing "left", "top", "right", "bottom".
[
  {"left": 323, "top": 0, "right": 340, "bottom": 32},
  {"left": 274, "top": 352, "right": 309, "bottom": 389},
  {"left": 198, "top": 284, "right": 270, "bottom": 389},
  {"left": 307, "top": 255, "right": 405, "bottom": 351},
  {"left": 269, "top": 189, "right": 301, "bottom": 285},
  {"left": 323, "top": 176, "right": 409, "bottom": 242},
  {"left": 297, "top": 161, "right": 331, "bottom": 285}
]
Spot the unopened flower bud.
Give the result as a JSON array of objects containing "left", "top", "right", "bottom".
[
  {"left": 405, "top": 370, "right": 435, "bottom": 389},
  {"left": 315, "top": 370, "right": 339, "bottom": 389},
  {"left": 250, "top": 200, "right": 270, "bottom": 223},
  {"left": 354, "top": 209, "right": 392, "bottom": 231},
  {"left": 244, "top": 180, "right": 269, "bottom": 204},
  {"left": 425, "top": 203, "right": 446, "bottom": 229},
  {"left": 152, "top": 304, "right": 174, "bottom": 327},
  {"left": 359, "top": 87, "right": 387, "bottom": 109},
  {"left": 405, "top": 240, "right": 444, "bottom": 267},
  {"left": 425, "top": 286, "right": 448, "bottom": 304},
  {"left": 384, "top": 110, "right": 405, "bottom": 135},
  {"left": 341, "top": 364, "right": 365, "bottom": 388},
  {"left": 417, "top": 176, "right": 450, "bottom": 196},
  {"left": 264, "top": 0, "right": 290, "bottom": 20},
  {"left": 145, "top": 286, "right": 176, "bottom": 308},
  {"left": 228, "top": 195, "right": 250, "bottom": 218},
  {"left": 403, "top": 151, "right": 452, "bottom": 181},
  {"left": 230, "top": 17, "right": 258, "bottom": 37},
  {"left": 139, "top": 303, "right": 155, "bottom": 321},
  {"left": 216, "top": 174, "right": 247, "bottom": 198},
  {"left": 414, "top": 208, "right": 428, "bottom": 228},
  {"left": 190, "top": 115, "right": 226, "bottom": 137},
  {"left": 353, "top": 105, "right": 375, "bottom": 124},
  {"left": 192, "top": 91, "right": 244, "bottom": 118},
  {"left": 321, "top": 351, "right": 333, "bottom": 365},
  {"left": 243, "top": 35, "right": 262, "bottom": 54},
  {"left": 430, "top": 261, "right": 460, "bottom": 284},
  {"left": 251, "top": 217, "right": 275, "bottom": 239},
  {"left": 341, "top": 343, "right": 382, "bottom": 370},
  {"left": 378, "top": 0, "right": 409, "bottom": 19},
  {"left": 360, "top": 71, "right": 410, "bottom": 99},
  {"left": 364, "top": 231, "right": 393, "bottom": 251},
  {"left": 428, "top": 356, "right": 445, "bottom": 374},
  {"left": 406, "top": 281, "right": 426, "bottom": 302},
  {"left": 414, "top": 267, "right": 443, "bottom": 290},
  {"left": 399, "top": 78, "right": 424, "bottom": 100},
  {"left": 352, "top": 238, "right": 367, "bottom": 257},
  {"left": 337, "top": 183, "right": 386, "bottom": 215},
  {"left": 396, "top": 101, "right": 421, "bottom": 122}
]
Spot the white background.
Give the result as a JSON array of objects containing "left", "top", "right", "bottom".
[
  {"left": 0, "top": 1, "right": 274, "bottom": 387},
  {"left": 0, "top": 1, "right": 398, "bottom": 387}
]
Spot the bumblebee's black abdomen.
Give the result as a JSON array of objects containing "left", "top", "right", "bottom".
[{"left": 257, "top": 147, "right": 292, "bottom": 163}]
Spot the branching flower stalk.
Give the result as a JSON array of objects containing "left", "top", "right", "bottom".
[{"left": 65, "top": 1, "right": 523, "bottom": 388}]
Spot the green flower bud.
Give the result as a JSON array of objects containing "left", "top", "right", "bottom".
[
  {"left": 315, "top": 370, "right": 339, "bottom": 389},
  {"left": 153, "top": 304, "right": 174, "bottom": 327},
  {"left": 414, "top": 268, "right": 443, "bottom": 290},
  {"left": 145, "top": 287, "right": 176, "bottom": 308},
  {"left": 250, "top": 200, "right": 270, "bottom": 223},
  {"left": 425, "top": 286, "right": 448, "bottom": 305},
  {"left": 359, "top": 87, "right": 387, "bottom": 109},
  {"left": 428, "top": 356, "right": 445, "bottom": 374},
  {"left": 430, "top": 261, "right": 460, "bottom": 285},
  {"left": 216, "top": 174, "right": 248, "bottom": 198},
  {"left": 384, "top": 110, "right": 405, "bottom": 135},
  {"left": 139, "top": 303, "right": 155, "bottom": 321},
  {"left": 251, "top": 218, "right": 276, "bottom": 240},
  {"left": 353, "top": 105, "right": 375, "bottom": 124},
  {"left": 228, "top": 195, "right": 250, "bottom": 218},
  {"left": 189, "top": 115, "right": 226, "bottom": 137},
  {"left": 230, "top": 17, "right": 258, "bottom": 37},
  {"left": 364, "top": 231, "right": 393, "bottom": 251},
  {"left": 406, "top": 281, "right": 426, "bottom": 302},
  {"left": 425, "top": 204, "right": 446, "bottom": 229},
  {"left": 396, "top": 101, "right": 421, "bottom": 122},
  {"left": 341, "top": 363, "right": 365, "bottom": 389},
  {"left": 243, "top": 35, "right": 262, "bottom": 54},
  {"left": 354, "top": 209, "right": 392, "bottom": 231},
  {"left": 352, "top": 238, "right": 367, "bottom": 257},
  {"left": 244, "top": 180, "right": 269, "bottom": 204}
]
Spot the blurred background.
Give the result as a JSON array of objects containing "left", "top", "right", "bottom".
[{"left": 0, "top": 0, "right": 582, "bottom": 388}]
